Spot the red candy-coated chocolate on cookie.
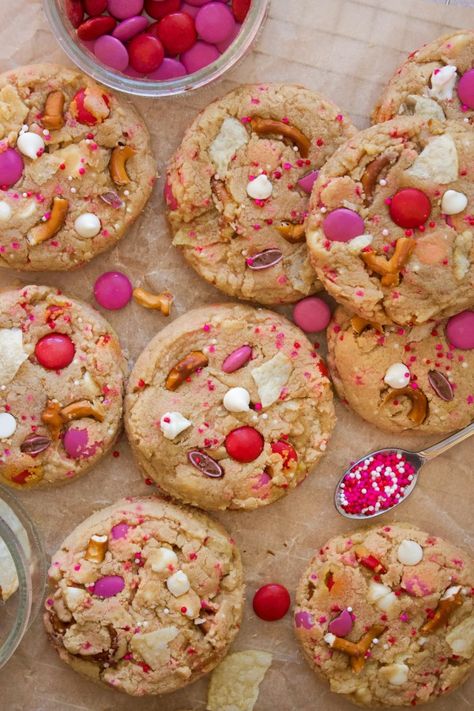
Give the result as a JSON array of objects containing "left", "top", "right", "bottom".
[
  {"left": 35, "top": 333, "right": 75, "bottom": 370},
  {"left": 225, "top": 425, "right": 264, "bottom": 463},
  {"left": 389, "top": 188, "right": 431, "bottom": 229},
  {"left": 253, "top": 583, "right": 291, "bottom": 621}
]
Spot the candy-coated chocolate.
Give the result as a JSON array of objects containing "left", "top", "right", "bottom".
[
  {"left": 108, "top": 0, "right": 144, "bottom": 21},
  {"left": 66, "top": 0, "right": 84, "bottom": 27},
  {"left": 181, "top": 41, "right": 220, "bottom": 73},
  {"left": 94, "top": 35, "right": 129, "bottom": 71},
  {"left": 84, "top": 0, "right": 108, "bottom": 16},
  {"left": 35, "top": 333, "right": 75, "bottom": 370},
  {"left": 253, "top": 583, "right": 291, "bottom": 621},
  {"left": 144, "top": 0, "right": 181, "bottom": 20},
  {"left": 195, "top": 2, "right": 236, "bottom": 44},
  {"left": 0, "top": 148, "right": 23, "bottom": 188},
  {"left": 232, "top": 0, "right": 250, "bottom": 23},
  {"left": 222, "top": 344, "right": 252, "bottom": 373},
  {"left": 322, "top": 208, "right": 365, "bottom": 243},
  {"left": 271, "top": 440, "right": 297, "bottom": 468},
  {"left": 224, "top": 425, "right": 264, "bottom": 463},
  {"left": 187, "top": 0, "right": 214, "bottom": 5},
  {"left": 446, "top": 310, "right": 474, "bottom": 350},
  {"left": 389, "top": 188, "right": 431, "bottom": 228},
  {"left": 111, "top": 522, "right": 130, "bottom": 539},
  {"left": 215, "top": 20, "right": 240, "bottom": 52},
  {"left": 63, "top": 428, "right": 89, "bottom": 459},
  {"left": 157, "top": 12, "right": 197, "bottom": 56},
  {"left": 187, "top": 450, "right": 224, "bottom": 477},
  {"left": 297, "top": 169, "right": 319, "bottom": 194},
  {"left": 182, "top": 2, "right": 200, "bottom": 17},
  {"left": 246, "top": 248, "right": 283, "bottom": 270},
  {"left": 148, "top": 57, "right": 187, "bottom": 80},
  {"left": 328, "top": 609, "right": 353, "bottom": 637},
  {"left": 293, "top": 296, "right": 331, "bottom": 333},
  {"left": 112, "top": 15, "right": 149, "bottom": 41},
  {"left": 128, "top": 33, "right": 164, "bottom": 73},
  {"left": 457, "top": 68, "right": 474, "bottom": 109},
  {"left": 93, "top": 574, "right": 125, "bottom": 597},
  {"left": 77, "top": 15, "right": 117, "bottom": 41},
  {"left": 71, "top": 87, "right": 110, "bottom": 125},
  {"left": 94, "top": 271, "right": 133, "bottom": 310}
]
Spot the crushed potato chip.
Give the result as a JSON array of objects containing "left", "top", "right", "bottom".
[
  {"left": 207, "top": 650, "right": 272, "bottom": 711},
  {"left": 406, "top": 134, "right": 458, "bottom": 184},
  {"left": 209, "top": 117, "right": 249, "bottom": 177},
  {"left": 0, "top": 328, "right": 29, "bottom": 386},
  {"left": 251, "top": 352, "right": 292, "bottom": 408}
]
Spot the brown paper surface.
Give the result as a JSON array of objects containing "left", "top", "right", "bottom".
[{"left": 0, "top": 1, "right": 473, "bottom": 709}]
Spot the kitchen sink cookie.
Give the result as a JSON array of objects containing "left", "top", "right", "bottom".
[
  {"left": 373, "top": 31, "right": 474, "bottom": 124},
  {"left": 294, "top": 523, "right": 474, "bottom": 708},
  {"left": 165, "top": 83, "right": 356, "bottom": 305},
  {"left": 0, "top": 63, "right": 155, "bottom": 271},
  {"left": 44, "top": 496, "right": 244, "bottom": 696},
  {"left": 0, "top": 284, "right": 125, "bottom": 488},
  {"left": 125, "top": 303, "right": 335, "bottom": 511},
  {"left": 306, "top": 116, "right": 474, "bottom": 326},
  {"left": 327, "top": 307, "right": 474, "bottom": 434}
]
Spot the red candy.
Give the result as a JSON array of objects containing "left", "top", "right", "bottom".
[
  {"left": 145, "top": 0, "right": 181, "bottom": 20},
  {"left": 83, "top": 0, "right": 108, "bottom": 16},
  {"left": 224, "top": 426, "right": 264, "bottom": 463},
  {"left": 253, "top": 584, "right": 291, "bottom": 621},
  {"left": 157, "top": 12, "right": 197, "bottom": 56},
  {"left": 232, "top": 0, "right": 251, "bottom": 23},
  {"left": 71, "top": 88, "right": 109, "bottom": 125},
  {"left": 271, "top": 440, "right": 297, "bottom": 469},
  {"left": 66, "top": 0, "right": 84, "bottom": 28},
  {"left": 389, "top": 188, "right": 431, "bottom": 229},
  {"left": 77, "top": 15, "right": 117, "bottom": 41},
  {"left": 35, "top": 334, "right": 75, "bottom": 371},
  {"left": 128, "top": 33, "right": 165, "bottom": 73}
]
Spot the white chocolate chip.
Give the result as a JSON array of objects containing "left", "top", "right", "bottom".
[
  {"left": 429, "top": 65, "right": 458, "bottom": 101},
  {"left": 16, "top": 131, "right": 45, "bottom": 160},
  {"left": 0, "top": 328, "right": 29, "bottom": 386},
  {"left": 74, "top": 213, "right": 101, "bottom": 238},
  {"left": 63, "top": 586, "right": 87, "bottom": 611},
  {"left": 130, "top": 626, "right": 179, "bottom": 670},
  {"left": 246, "top": 174, "right": 273, "bottom": 200},
  {"left": 175, "top": 590, "right": 201, "bottom": 619},
  {"left": 407, "top": 95, "right": 445, "bottom": 121},
  {"left": 160, "top": 411, "right": 192, "bottom": 440},
  {"left": 397, "top": 539, "right": 424, "bottom": 566},
  {"left": 379, "top": 662, "right": 409, "bottom": 686},
  {"left": 324, "top": 632, "right": 336, "bottom": 646},
  {"left": 0, "top": 412, "right": 16, "bottom": 439},
  {"left": 209, "top": 117, "right": 249, "bottom": 177},
  {"left": 384, "top": 362, "right": 410, "bottom": 389},
  {"left": 223, "top": 387, "right": 251, "bottom": 413},
  {"left": 406, "top": 134, "right": 458, "bottom": 184},
  {"left": 441, "top": 189, "right": 468, "bottom": 215},
  {"left": 166, "top": 570, "right": 190, "bottom": 597},
  {"left": 0, "top": 201, "right": 12, "bottom": 222},
  {"left": 446, "top": 617, "right": 474, "bottom": 658},
  {"left": 149, "top": 547, "right": 178, "bottom": 573},
  {"left": 251, "top": 351, "right": 292, "bottom": 408},
  {"left": 347, "top": 233, "right": 373, "bottom": 253},
  {"left": 368, "top": 581, "right": 398, "bottom": 612}
]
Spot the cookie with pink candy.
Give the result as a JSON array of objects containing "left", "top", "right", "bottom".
[
  {"left": 125, "top": 303, "right": 335, "bottom": 510},
  {"left": 327, "top": 306, "right": 474, "bottom": 434},
  {"left": 44, "top": 496, "right": 244, "bottom": 695},
  {"left": 295, "top": 523, "right": 474, "bottom": 708},
  {"left": 0, "top": 63, "right": 154, "bottom": 271},
  {"left": 0, "top": 285, "right": 125, "bottom": 488}
]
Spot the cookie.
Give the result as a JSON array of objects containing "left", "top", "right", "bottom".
[
  {"left": 373, "top": 31, "right": 474, "bottom": 125},
  {"left": 0, "top": 284, "right": 125, "bottom": 488},
  {"left": 294, "top": 523, "right": 474, "bottom": 708},
  {"left": 0, "top": 63, "right": 155, "bottom": 271},
  {"left": 327, "top": 307, "right": 474, "bottom": 434},
  {"left": 165, "top": 83, "right": 356, "bottom": 305},
  {"left": 44, "top": 496, "right": 244, "bottom": 696},
  {"left": 306, "top": 116, "right": 474, "bottom": 326},
  {"left": 125, "top": 303, "right": 335, "bottom": 511}
]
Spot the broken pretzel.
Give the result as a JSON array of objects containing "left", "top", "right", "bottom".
[
  {"left": 383, "top": 386, "right": 428, "bottom": 426},
  {"left": 85, "top": 534, "right": 108, "bottom": 563},
  {"left": 165, "top": 351, "right": 209, "bottom": 391},
  {"left": 361, "top": 237, "right": 415, "bottom": 287},
  {"left": 361, "top": 154, "right": 396, "bottom": 202},
  {"left": 133, "top": 288, "right": 174, "bottom": 316},
  {"left": 420, "top": 588, "right": 463, "bottom": 635},
  {"left": 109, "top": 145, "right": 136, "bottom": 186},
  {"left": 42, "top": 398, "right": 105, "bottom": 439},
  {"left": 42, "top": 91, "right": 65, "bottom": 131},
  {"left": 276, "top": 222, "right": 306, "bottom": 243},
  {"left": 28, "top": 197, "right": 69, "bottom": 246},
  {"left": 326, "top": 624, "right": 387, "bottom": 673},
  {"left": 250, "top": 117, "right": 311, "bottom": 158}
]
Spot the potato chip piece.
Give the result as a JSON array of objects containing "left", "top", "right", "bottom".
[
  {"left": 209, "top": 118, "right": 249, "bottom": 178},
  {"left": 0, "top": 328, "right": 29, "bottom": 386},
  {"left": 251, "top": 352, "right": 292, "bottom": 408},
  {"left": 406, "top": 134, "right": 458, "bottom": 184},
  {"left": 130, "top": 626, "right": 179, "bottom": 669},
  {"left": 207, "top": 650, "right": 272, "bottom": 711}
]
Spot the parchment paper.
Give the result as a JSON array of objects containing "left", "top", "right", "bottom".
[{"left": 0, "top": 1, "right": 473, "bottom": 709}]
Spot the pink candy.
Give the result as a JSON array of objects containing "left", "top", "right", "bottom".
[
  {"left": 339, "top": 451, "right": 416, "bottom": 516},
  {"left": 93, "top": 271, "right": 133, "bottom": 310},
  {"left": 182, "top": 41, "right": 220, "bottom": 73},
  {"left": 93, "top": 575, "right": 125, "bottom": 597},
  {"left": 195, "top": 2, "right": 236, "bottom": 43},
  {"left": 297, "top": 169, "right": 319, "bottom": 195},
  {"left": 222, "top": 345, "right": 252, "bottom": 372},
  {"left": 293, "top": 296, "right": 331, "bottom": 333},
  {"left": 328, "top": 609, "right": 353, "bottom": 637},
  {"left": 63, "top": 428, "right": 89, "bottom": 459},
  {"left": 111, "top": 522, "right": 130, "bottom": 539},
  {"left": 323, "top": 208, "right": 365, "bottom": 243},
  {"left": 446, "top": 310, "right": 474, "bottom": 350},
  {"left": 457, "top": 68, "right": 474, "bottom": 109},
  {"left": 0, "top": 148, "right": 23, "bottom": 189}
]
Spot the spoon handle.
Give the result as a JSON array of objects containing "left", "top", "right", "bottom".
[{"left": 419, "top": 421, "right": 474, "bottom": 461}]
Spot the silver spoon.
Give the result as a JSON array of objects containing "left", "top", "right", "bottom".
[{"left": 334, "top": 421, "right": 474, "bottom": 519}]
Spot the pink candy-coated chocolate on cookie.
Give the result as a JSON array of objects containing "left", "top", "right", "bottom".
[
  {"left": 446, "top": 310, "right": 474, "bottom": 350},
  {"left": 0, "top": 148, "right": 23, "bottom": 189},
  {"left": 293, "top": 297, "right": 331, "bottom": 333},
  {"left": 322, "top": 208, "right": 365, "bottom": 243},
  {"left": 457, "top": 68, "right": 474, "bottom": 109}
]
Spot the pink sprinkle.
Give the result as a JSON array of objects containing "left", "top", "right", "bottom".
[{"left": 203, "top": 324, "right": 211, "bottom": 332}]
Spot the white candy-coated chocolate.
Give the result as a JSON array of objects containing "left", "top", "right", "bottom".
[
  {"left": 246, "top": 174, "right": 273, "bottom": 200},
  {"left": 166, "top": 570, "right": 190, "bottom": 597},
  {"left": 74, "top": 213, "right": 101, "bottom": 238},
  {"left": 223, "top": 387, "right": 251, "bottom": 413},
  {"left": 0, "top": 201, "right": 12, "bottom": 222},
  {"left": 150, "top": 547, "right": 178, "bottom": 573},
  {"left": 160, "top": 411, "right": 192, "bottom": 440},
  {"left": 397, "top": 539, "right": 424, "bottom": 566},
  {"left": 429, "top": 65, "right": 457, "bottom": 101},
  {"left": 441, "top": 189, "right": 468, "bottom": 215},
  {"left": 17, "top": 131, "right": 45, "bottom": 160},
  {"left": 0, "top": 412, "right": 16, "bottom": 439},
  {"left": 384, "top": 362, "right": 410, "bottom": 389},
  {"left": 379, "top": 662, "right": 409, "bottom": 686}
]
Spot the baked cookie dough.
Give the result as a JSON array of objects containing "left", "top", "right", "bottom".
[
  {"left": 373, "top": 31, "right": 474, "bottom": 124},
  {"left": 294, "top": 523, "right": 474, "bottom": 708},
  {"left": 306, "top": 116, "right": 474, "bottom": 326},
  {"left": 125, "top": 303, "right": 335, "bottom": 511},
  {"left": 0, "top": 284, "right": 125, "bottom": 489},
  {"left": 165, "top": 83, "right": 356, "bottom": 305},
  {"left": 0, "top": 63, "right": 155, "bottom": 271},
  {"left": 327, "top": 307, "right": 474, "bottom": 434},
  {"left": 44, "top": 496, "right": 244, "bottom": 696}
]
